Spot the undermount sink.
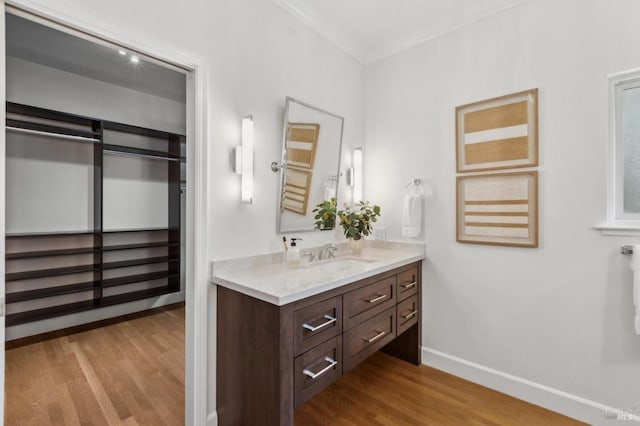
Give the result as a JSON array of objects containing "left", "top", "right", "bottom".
[{"left": 303, "top": 256, "right": 378, "bottom": 268}]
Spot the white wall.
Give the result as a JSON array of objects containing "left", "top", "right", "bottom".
[
  {"left": 365, "top": 0, "right": 640, "bottom": 423},
  {"left": 7, "top": 0, "right": 364, "bottom": 420},
  {"left": 7, "top": 57, "right": 186, "bottom": 134}
]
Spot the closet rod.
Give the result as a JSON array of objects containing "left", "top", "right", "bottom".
[
  {"left": 103, "top": 149, "right": 181, "bottom": 162},
  {"left": 6, "top": 126, "right": 101, "bottom": 143}
]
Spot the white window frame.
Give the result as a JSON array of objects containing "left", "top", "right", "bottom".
[{"left": 601, "top": 68, "right": 640, "bottom": 235}]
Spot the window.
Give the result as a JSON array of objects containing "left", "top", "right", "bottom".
[{"left": 606, "top": 68, "right": 640, "bottom": 231}]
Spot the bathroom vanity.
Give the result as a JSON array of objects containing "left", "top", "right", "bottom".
[{"left": 212, "top": 242, "right": 424, "bottom": 426}]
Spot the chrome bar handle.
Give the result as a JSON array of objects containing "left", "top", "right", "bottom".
[
  {"left": 401, "top": 281, "right": 417, "bottom": 289},
  {"left": 303, "top": 357, "right": 337, "bottom": 379},
  {"left": 364, "top": 330, "right": 386, "bottom": 344},
  {"left": 365, "top": 294, "right": 387, "bottom": 304},
  {"left": 402, "top": 310, "right": 418, "bottom": 320},
  {"left": 303, "top": 315, "right": 336, "bottom": 332}
]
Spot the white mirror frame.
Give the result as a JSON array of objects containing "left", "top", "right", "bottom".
[{"left": 606, "top": 68, "right": 640, "bottom": 230}]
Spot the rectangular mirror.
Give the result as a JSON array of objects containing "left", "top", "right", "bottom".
[{"left": 277, "top": 97, "right": 344, "bottom": 233}]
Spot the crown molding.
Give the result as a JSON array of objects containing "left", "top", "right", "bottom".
[{"left": 272, "top": 0, "right": 531, "bottom": 65}]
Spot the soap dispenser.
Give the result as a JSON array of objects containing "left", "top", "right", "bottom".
[{"left": 287, "top": 238, "right": 302, "bottom": 268}]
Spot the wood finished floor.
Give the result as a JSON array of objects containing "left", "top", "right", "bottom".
[
  {"left": 5, "top": 305, "right": 185, "bottom": 426},
  {"left": 6, "top": 305, "right": 584, "bottom": 426},
  {"left": 295, "top": 352, "right": 586, "bottom": 426}
]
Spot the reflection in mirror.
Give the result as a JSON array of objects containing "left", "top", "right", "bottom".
[{"left": 277, "top": 97, "right": 344, "bottom": 233}]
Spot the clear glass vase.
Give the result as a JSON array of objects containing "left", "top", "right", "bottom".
[{"left": 349, "top": 238, "right": 364, "bottom": 256}]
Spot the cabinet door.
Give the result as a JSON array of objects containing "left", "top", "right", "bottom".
[
  {"left": 343, "top": 307, "right": 396, "bottom": 373},
  {"left": 293, "top": 296, "right": 342, "bottom": 356},
  {"left": 343, "top": 276, "right": 396, "bottom": 329},
  {"left": 397, "top": 267, "right": 419, "bottom": 301},
  {"left": 294, "top": 336, "right": 342, "bottom": 407},
  {"left": 397, "top": 294, "right": 418, "bottom": 336}
]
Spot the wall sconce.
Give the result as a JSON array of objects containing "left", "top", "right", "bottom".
[
  {"left": 346, "top": 147, "right": 363, "bottom": 203},
  {"left": 240, "top": 115, "right": 254, "bottom": 204}
]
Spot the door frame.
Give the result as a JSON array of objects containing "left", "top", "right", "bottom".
[{"left": 0, "top": 1, "right": 210, "bottom": 424}]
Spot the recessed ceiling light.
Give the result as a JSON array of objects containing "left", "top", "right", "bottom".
[
  {"left": 130, "top": 55, "right": 140, "bottom": 64},
  {"left": 118, "top": 49, "right": 126, "bottom": 56}
]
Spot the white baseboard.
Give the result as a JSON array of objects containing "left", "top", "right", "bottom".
[
  {"left": 422, "top": 347, "right": 640, "bottom": 426},
  {"left": 207, "top": 411, "right": 218, "bottom": 426}
]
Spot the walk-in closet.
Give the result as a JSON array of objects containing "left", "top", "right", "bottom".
[{"left": 4, "top": 11, "right": 188, "bottom": 424}]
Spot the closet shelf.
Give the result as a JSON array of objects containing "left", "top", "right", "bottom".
[
  {"left": 6, "top": 246, "right": 98, "bottom": 260},
  {"left": 103, "top": 144, "right": 180, "bottom": 161},
  {"left": 7, "top": 281, "right": 98, "bottom": 303},
  {"left": 7, "top": 118, "right": 100, "bottom": 141},
  {"left": 6, "top": 264, "right": 100, "bottom": 282},
  {"left": 6, "top": 300, "right": 97, "bottom": 327},
  {"left": 6, "top": 230, "right": 100, "bottom": 239},
  {"left": 102, "top": 271, "right": 179, "bottom": 288},
  {"left": 103, "top": 241, "right": 179, "bottom": 252},
  {"left": 102, "top": 256, "right": 179, "bottom": 270},
  {"left": 101, "top": 287, "right": 173, "bottom": 307},
  {"left": 103, "top": 227, "right": 174, "bottom": 234}
]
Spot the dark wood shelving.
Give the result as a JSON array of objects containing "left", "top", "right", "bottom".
[
  {"left": 103, "top": 256, "right": 178, "bottom": 270},
  {"left": 103, "top": 121, "right": 177, "bottom": 140},
  {"left": 102, "top": 271, "right": 179, "bottom": 288},
  {"left": 6, "top": 230, "right": 100, "bottom": 238},
  {"left": 5, "top": 103, "right": 183, "bottom": 326},
  {"left": 6, "top": 246, "right": 98, "bottom": 260},
  {"left": 101, "top": 287, "right": 172, "bottom": 307},
  {"left": 6, "top": 264, "right": 100, "bottom": 282},
  {"left": 103, "top": 144, "right": 180, "bottom": 160},
  {"left": 102, "top": 241, "right": 178, "bottom": 252},
  {"left": 102, "top": 227, "right": 173, "bottom": 234},
  {"left": 6, "top": 300, "right": 97, "bottom": 327},
  {"left": 7, "top": 281, "right": 99, "bottom": 303},
  {"left": 7, "top": 118, "right": 99, "bottom": 140}
]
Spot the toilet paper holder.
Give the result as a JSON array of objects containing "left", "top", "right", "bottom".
[{"left": 621, "top": 245, "right": 634, "bottom": 255}]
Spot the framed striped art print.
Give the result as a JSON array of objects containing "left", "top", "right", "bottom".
[
  {"left": 456, "top": 89, "right": 538, "bottom": 173},
  {"left": 456, "top": 171, "right": 538, "bottom": 247}
]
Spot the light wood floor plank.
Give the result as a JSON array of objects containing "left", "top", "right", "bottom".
[
  {"left": 295, "top": 352, "right": 586, "bottom": 426},
  {"left": 6, "top": 305, "right": 185, "bottom": 426},
  {"left": 8, "top": 304, "right": 582, "bottom": 426}
]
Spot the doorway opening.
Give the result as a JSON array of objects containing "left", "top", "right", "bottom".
[{"left": 2, "top": 7, "right": 202, "bottom": 424}]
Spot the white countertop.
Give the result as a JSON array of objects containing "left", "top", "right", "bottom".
[{"left": 211, "top": 241, "right": 425, "bottom": 306}]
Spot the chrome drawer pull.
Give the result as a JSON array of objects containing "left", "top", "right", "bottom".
[
  {"left": 364, "top": 330, "right": 386, "bottom": 344},
  {"left": 401, "top": 281, "right": 417, "bottom": 289},
  {"left": 402, "top": 310, "right": 418, "bottom": 320},
  {"left": 365, "top": 294, "right": 387, "bottom": 304},
  {"left": 303, "top": 315, "right": 337, "bottom": 332},
  {"left": 303, "top": 357, "right": 337, "bottom": 380}
]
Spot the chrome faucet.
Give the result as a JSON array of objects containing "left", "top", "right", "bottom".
[{"left": 318, "top": 244, "right": 337, "bottom": 260}]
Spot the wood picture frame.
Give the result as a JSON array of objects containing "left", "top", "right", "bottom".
[
  {"left": 282, "top": 168, "right": 313, "bottom": 215},
  {"left": 456, "top": 171, "right": 538, "bottom": 248},
  {"left": 456, "top": 89, "right": 538, "bottom": 173},
  {"left": 287, "top": 123, "right": 320, "bottom": 170}
]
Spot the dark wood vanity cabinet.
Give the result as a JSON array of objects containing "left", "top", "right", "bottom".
[{"left": 216, "top": 261, "right": 422, "bottom": 426}]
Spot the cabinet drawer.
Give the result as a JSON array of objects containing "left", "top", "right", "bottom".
[
  {"left": 343, "top": 307, "right": 395, "bottom": 373},
  {"left": 397, "top": 294, "right": 418, "bottom": 336},
  {"left": 397, "top": 267, "right": 418, "bottom": 301},
  {"left": 294, "top": 296, "right": 342, "bottom": 356},
  {"left": 294, "top": 336, "right": 342, "bottom": 407},
  {"left": 343, "top": 276, "right": 396, "bottom": 329}
]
